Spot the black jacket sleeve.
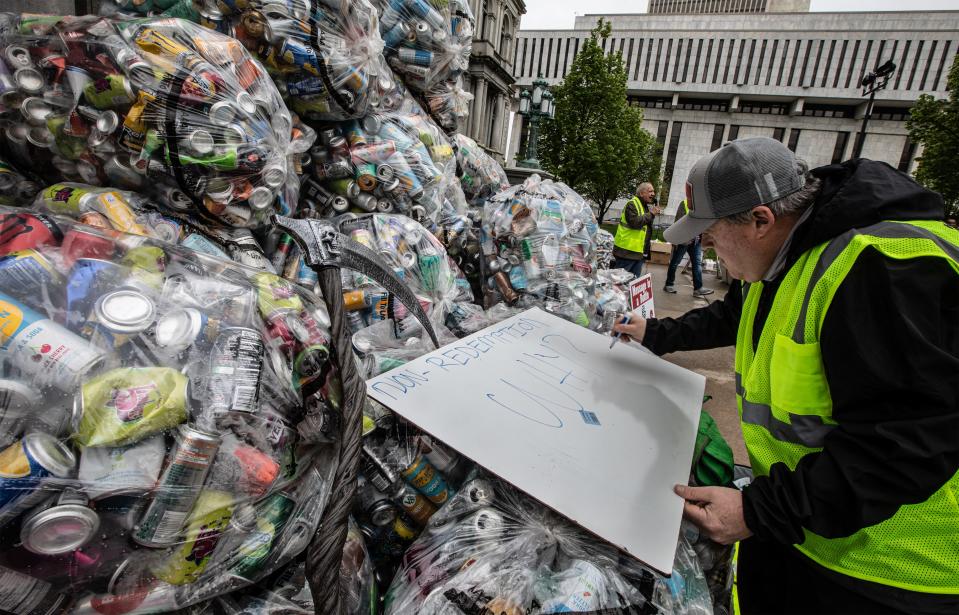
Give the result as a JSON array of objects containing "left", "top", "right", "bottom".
[
  {"left": 742, "top": 249, "right": 959, "bottom": 544},
  {"left": 641, "top": 281, "right": 743, "bottom": 356}
]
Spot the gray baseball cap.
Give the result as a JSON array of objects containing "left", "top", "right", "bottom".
[{"left": 664, "top": 137, "right": 806, "bottom": 245}]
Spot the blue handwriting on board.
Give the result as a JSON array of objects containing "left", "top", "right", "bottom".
[{"left": 368, "top": 317, "right": 602, "bottom": 429}]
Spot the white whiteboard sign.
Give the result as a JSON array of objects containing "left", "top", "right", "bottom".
[{"left": 367, "top": 308, "right": 705, "bottom": 574}]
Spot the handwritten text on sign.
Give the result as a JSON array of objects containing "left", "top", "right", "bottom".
[{"left": 367, "top": 308, "right": 705, "bottom": 574}]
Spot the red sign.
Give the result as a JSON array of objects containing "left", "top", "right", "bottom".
[{"left": 628, "top": 273, "right": 655, "bottom": 319}]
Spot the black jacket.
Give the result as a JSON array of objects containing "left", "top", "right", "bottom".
[
  {"left": 642, "top": 160, "right": 959, "bottom": 606},
  {"left": 613, "top": 197, "right": 656, "bottom": 260}
]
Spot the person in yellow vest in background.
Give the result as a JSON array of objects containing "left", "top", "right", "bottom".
[
  {"left": 613, "top": 182, "right": 662, "bottom": 277},
  {"left": 663, "top": 199, "right": 714, "bottom": 297},
  {"left": 612, "top": 137, "right": 958, "bottom": 614}
]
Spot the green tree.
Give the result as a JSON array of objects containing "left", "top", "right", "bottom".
[
  {"left": 540, "top": 18, "right": 661, "bottom": 224},
  {"left": 906, "top": 53, "right": 959, "bottom": 218}
]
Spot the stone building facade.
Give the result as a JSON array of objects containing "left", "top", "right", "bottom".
[
  {"left": 464, "top": 0, "right": 526, "bottom": 163},
  {"left": 510, "top": 10, "right": 959, "bottom": 221}
]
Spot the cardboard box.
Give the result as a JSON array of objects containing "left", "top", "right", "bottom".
[{"left": 650, "top": 241, "right": 672, "bottom": 265}]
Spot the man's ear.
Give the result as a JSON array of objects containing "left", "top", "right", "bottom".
[{"left": 752, "top": 206, "right": 776, "bottom": 239}]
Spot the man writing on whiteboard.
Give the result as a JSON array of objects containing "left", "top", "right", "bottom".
[{"left": 612, "top": 138, "right": 959, "bottom": 614}]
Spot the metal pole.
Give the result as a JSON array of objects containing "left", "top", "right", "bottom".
[{"left": 853, "top": 88, "right": 877, "bottom": 159}]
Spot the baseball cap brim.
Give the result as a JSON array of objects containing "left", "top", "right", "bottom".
[{"left": 664, "top": 214, "right": 716, "bottom": 245}]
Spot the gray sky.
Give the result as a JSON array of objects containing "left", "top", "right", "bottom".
[{"left": 520, "top": 0, "right": 959, "bottom": 30}]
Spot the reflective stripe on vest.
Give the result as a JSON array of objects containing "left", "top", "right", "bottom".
[
  {"left": 734, "top": 219, "right": 959, "bottom": 593},
  {"left": 614, "top": 197, "right": 647, "bottom": 253},
  {"left": 681, "top": 200, "right": 689, "bottom": 216}
]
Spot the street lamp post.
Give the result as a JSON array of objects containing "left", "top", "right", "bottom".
[
  {"left": 852, "top": 59, "right": 897, "bottom": 159},
  {"left": 517, "top": 75, "right": 555, "bottom": 169}
]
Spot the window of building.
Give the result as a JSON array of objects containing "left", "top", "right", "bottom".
[
  {"left": 739, "top": 101, "right": 787, "bottom": 115},
  {"left": 845, "top": 40, "right": 861, "bottom": 89},
  {"left": 675, "top": 98, "right": 729, "bottom": 112},
  {"left": 661, "top": 122, "right": 684, "bottom": 205},
  {"left": 656, "top": 121, "right": 669, "bottom": 149},
  {"left": 832, "top": 132, "right": 850, "bottom": 164},
  {"left": 625, "top": 38, "right": 635, "bottom": 76},
  {"left": 871, "top": 106, "right": 911, "bottom": 121},
  {"left": 906, "top": 40, "right": 925, "bottom": 90},
  {"left": 833, "top": 40, "right": 848, "bottom": 88},
  {"left": 820, "top": 40, "right": 836, "bottom": 87},
  {"left": 500, "top": 15, "right": 513, "bottom": 60},
  {"left": 800, "top": 103, "right": 855, "bottom": 118},
  {"left": 933, "top": 41, "right": 952, "bottom": 91},
  {"left": 787, "top": 128, "right": 800, "bottom": 152},
  {"left": 787, "top": 39, "right": 803, "bottom": 86},
  {"left": 777, "top": 40, "right": 790, "bottom": 86},
  {"left": 772, "top": 127, "right": 785, "bottom": 142},
  {"left": 898, "top": 137, "right": 917, "bottom": 172},
  {"left": 766, "top": 39, "right": 778, "bottom": 86},
  {"left": 713, "top": 39, "right": 724, "bottom": 83},
  {"left": 628, "top": 95, "right": 673, "bottom": 109},
  {"left": 728, "top": 125, "right": 740, "bottom": 140},
  {"left": 755, "top": 40, "right": 767, "bottom": 86},
  {"left": 710, "top": 124, "right": 725, "bottom": 151}
]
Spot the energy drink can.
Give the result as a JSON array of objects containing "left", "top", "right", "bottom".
[
  {"left": 206, "top": 328, "right": 264, "bottom": 415},
  {"left": 152, "top": 490, "right": 235, "bottom": 585},
  {"left": 133, "top": 425, "right": 221, "bottom": 547},
  {"left": 0, "top": 291, "right": 106, "bottom": 392},
  {"left": 73, "top": 367, "right": 189, "bottom": 448},
  {"left": 20, "top": 487, "right": 99, "bottom": 555},
  {"left": 0, "top": 212, "right": 62, "bottom": 254},
  {"left": 0, "top": 433, "right": 76, "bottom": 509}
]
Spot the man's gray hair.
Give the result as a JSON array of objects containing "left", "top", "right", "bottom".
[
  {"left": 636, "top": 182, "right": 653, "bottom": 195},
  {"left": 725, "top": 169, "right": 821, "bottom": 224}
]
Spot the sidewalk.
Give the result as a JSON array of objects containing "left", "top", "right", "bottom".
[{"left": 642, "top": 261, "right": 748, "bottom": 465}]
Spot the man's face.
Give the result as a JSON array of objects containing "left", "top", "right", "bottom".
[
  {"left": 638, "top": 185, "right": 655, "bottom": 203},
  {"left": 701, "top": 216, "right": 769, "bottom": 283}
]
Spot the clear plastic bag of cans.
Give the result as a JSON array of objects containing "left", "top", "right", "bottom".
[
  {"left": 215, "top": 518, "right": 376, "bottom": 615},
  {"left": 383, "top": 472, "right": 714, "bottom": 615},
  {"left": 453, "top": 133, "right": 509, "bottom": 208},
  {"left": 593, "top": 267, "right": 633, "bottom": 334},
  {"left": 328, "top": 213, "right": 475, "bottom": 374},
  {"left": 32, "top": 180, "right": 289, "bottom": 274},
  {"left": 594, "top": 227, "right": 616, "bottom": 270},
  {"left": 0, "top": 155, "right": 41, "bottom": 206},
  {"left": 481, "top": 174, "right": 601, "bottom": 328},
  {"left": 0, "top": 14, "right": 298, "bottom": 229},
  {"left": 0, "top": 205, "right": 342, "bottom": 612},
  {"left": 300, "top": 80, "right": 469, "bottom": 229},
  {"left": 134, "top": 0, "right": 402, "bottom": 124},
  {"left": 376, "top": 0, "right": 474, "bottom": 134}
]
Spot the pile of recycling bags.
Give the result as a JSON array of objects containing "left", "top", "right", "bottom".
[
  {"left": 0, "top": 207, "right": 340, "bottom": 612},
  {"left": 0, "top": 14, "right": 298, "bottom": 228},
  {"left": 454, "top": 133, "right": 509, "bottom": 208}
]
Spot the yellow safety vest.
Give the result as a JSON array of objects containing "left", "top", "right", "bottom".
[
  {"left": 680, "top": 200, "right": 689, "bottom": 216},
  {"left": 735, "top": 219, "right": 959, "bottom": 593},
  {"left": 614, "top": 197, "right": 647, "bottom": 253}
]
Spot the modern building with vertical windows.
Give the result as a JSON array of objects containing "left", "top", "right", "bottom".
[{"left": 507, "top": 9, "right": 959, "bottom": 220}]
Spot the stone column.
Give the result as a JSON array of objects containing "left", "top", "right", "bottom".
[
  {"left": 506, "top": 104, "right": 523, "bottom": 165},
  {"left": 470, "top": 79, "right": 488, "bottom": 142},
  {"left": 492, "top": 92, "right": 507, "bottom": 156}
]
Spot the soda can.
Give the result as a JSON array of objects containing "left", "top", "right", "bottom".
[
  {"left": 226, "top": 230, "right": 275, "bottom": 272},
  {"left": 0, "top": 432, "right": 76, "bottom": 510},
  {"left": 85, "top": 288, "right": 157, "bottom": 349},
  {"left": 133, "top": 425, "right": 221, "bottom": 547},
  {"left": 155, "top": 308, "right": 221, "bottom": 354},
  {"left": 65, "top": 258, "right": 127, "bottom": 329},
  {"left": 86, "top": 191, "right": 150, "bottom": 237},
  {"left": 278, "top": 38, "right": 319, "bottom": 75},
  {"left": 383, "top": 20, "right": 411, "bottom": 48},
  {"left": 20, "top": 487, "right": 99, "bottom": 555},
  {"left": 0, "top": 291, "right": 106, "bottom": 392},
  {"left": 229, "top": 492, "right": 295, "bottom": 579},
  {"left": 0, "top": 211, "right": 62, "bottom": 254},
  {"left": 77, "top": 435, "right": 165, "bottom": 500},
  {"left": 83, "top": 74, "right": 136, "bottom": 110},
  {"left": 0, "top": 379, "right": 39, "bottom": 448},
  {"left": 397, "top": 47, "right": 434, "bottom": 68},
  {"left": 73, "top": 366, "right": 189, "bottom": 448},
  {"left": 356, "top": 163, "right": 378, "bottom": 192},
  {"left": 285, "top": 75, "right": 327, "bottom": 97},
  {"left": 395, "top": 481, "right": 437, "bottom": 527},
  {"left": 270, "top": 233, "right": 294, "bottom": 273},
  {"left": 358, "top": 475, "right": 397, "bottom": 527},
  {"left": 152, "top": 489, "right": 234, "bottom": 585},
  {"left": 13, "top": 67, "right": 44, "bottom": 96},
  {"left": 206, "top": 327, "right": 264, "bottom": 415}
]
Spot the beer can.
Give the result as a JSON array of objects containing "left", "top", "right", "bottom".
[
  {"left": 155, "top": 308, "right": 220, "bottom": 354},
  {"left": 13, "top": 67, "right": 44, "bottom": 96},
  {"left": 0, "top": 432, "right": 76, "bottom": 509},
  {"left": 358, "top": 475, "right": 397, "bottom": 527},
  {"left": 0, "top": 291, "right": 106, "bottom": 392},
  {"left": 83, "top": 74, "right": 136, "bottom": 109},
  {"left": 152, "top": 489, "right": 235, "bottom": 585},
  {"left": 395, "top": 481, "right": 437, "bottom": 527},
  {"left": 401, "top": 454, "right": 454, "bottom": 506},
  {"left": 77, "top": 435, "right": 165, "bottom": 500},
  {"left": 180, "top": 129, "right": 214, "bottom": 156},
  {"left": 206, "top": 327, "right": 264, "bottom": 415},
  {"left": 20, "top": 487, "right": 99, "bottom": 555},
  {"left": 397, "top": 47, "right": 434, "bottom": 68},
  {"left": 73, "top": 366, "right": 189, "bottom": 448},
  {"left": 134, "top": 425, "right": 221, "bottom": 547}
]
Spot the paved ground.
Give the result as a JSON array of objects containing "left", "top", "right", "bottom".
[{"left": 641, "top": 261, "right": 749, "bottom": 465}]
